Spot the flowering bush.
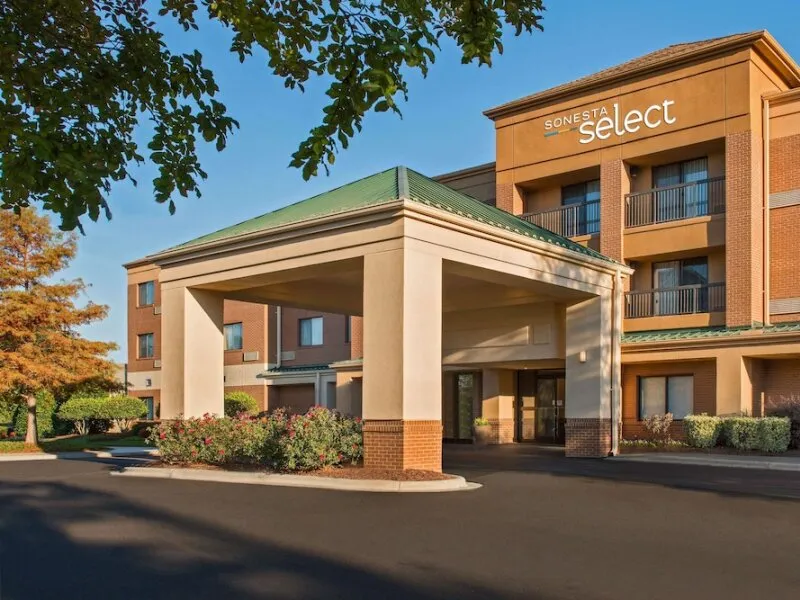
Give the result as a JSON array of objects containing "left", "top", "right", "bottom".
[
  {"left": 642, "top": 413, "right": 674, "bottom": 442},
  {"left": 149, "top": 406, "right": 363, "bottom": 471}
]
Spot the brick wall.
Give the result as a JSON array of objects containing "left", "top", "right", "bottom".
[
  {"left": 565, "top": 419, "right": 611, "bottom": 457},
  {"left": 621, "top": 361, "right": 716, "bottom": 439},
  {"left": 127, "top": 273, "right": 161, "bottom": 372},
  {"left": 227, "top": 384, "right": 268, "bottom": 412},
  {"left": 486, "top": 418, "right": 515, "bottom": 444},
  {"left": 223, "top": 300, "right": 269, "bottom": 366},
  {"left": 761, "top": 359, "right": 800, "bottom": 412},
  {"left": 496, "top": 182, "right": 514, "bottom": 214},
  {"left": 600, "top": 160, "right": 626, "bottom": 261},
  {"left": 770, "top": 134, "right": 800, "bottom": 193},
  {"left": 725, "top": 131, "right": 764, "bottom": 327},
  {"left": 363, "top": 420, "right": 442, "bottom": 471},
  {"left": 281, "top": 308, "right": 350, "bottom": 366},
  {"left": 769, "top": 204, "right": 800, "bottom": 303},
  {"left": 350, "top": 316, "right": 363, "bottom": 359}
]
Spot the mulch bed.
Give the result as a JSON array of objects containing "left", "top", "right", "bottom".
[{"left": 141, "top": 461, "right": 453, "bottom": 481}]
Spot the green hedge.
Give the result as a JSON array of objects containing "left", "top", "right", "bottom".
[
  {"left": 12, "top": 391, "right": 56, "bottom": 439},
  {"left": 683, "top": 414, "right": 721, "bottom": 449},
  {"left": 58, "top": 395, "right": 146, "bottom": 435},
  {"left": 224, "top": 391, "right": 258, "bottom": 417},
  {"left": 721, "top": 416, "right": 790, "bottom": 453}
]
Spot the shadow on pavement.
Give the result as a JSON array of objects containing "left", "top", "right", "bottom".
[
  {"left": 443, "top": 443, "right": 800, "bottom": 501},
  {"left": 0, "top": 476, "right": 541, "bottom": 600}
]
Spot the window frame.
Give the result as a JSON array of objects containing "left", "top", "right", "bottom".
[
  {"left": 652, "top": 157, "right": 709, "bottom": 188},
  {"left": 651, "top": 257, "right": 709, "bottom": 289},
  {"left": 299, "top": 316, "right": 324, "bottom": 347},
  {"left": 637, "top": 374, "right": 694, "bottom": 421},
  {"left": 137, "top": 280, "right": 155, "bottom": 307},
  {"left": 141, "top": 396, "right": 155, "bottom": 420},
  {"left": 137, "top": 333, "right": 154, "bottom": 359},
  {"left": 224, "top": 322, "right": 244, "bottom": 351}
]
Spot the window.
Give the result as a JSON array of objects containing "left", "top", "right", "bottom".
[
  {"left": 138, "top": 333, "right": 154, "bottom": 359},
  {"left": 560, "top": 179, "right": 600, "bottom": 235},
  {"left": 299, "top": 317, "right": 323, "bottom": 346},
  {"left": 639, "top": 375, "right": 693, "bottom": 420},
  {"left": 224, "top": 323, "right": 243, "bottom": 350},
  {"left": 652, "top": 257, "right": 709, "bottom": 315},
  {"left": 345, "top": 316, "right": 351, "bottom": 343},
  {"left": 142, "top": 397, "right": 155, "bottom": 420},
  {"left": 653, "top": 157, "right": 709, "bottom": 220},
  {"left": 138, "top": 281, "right": 155, "bottom": 306}
]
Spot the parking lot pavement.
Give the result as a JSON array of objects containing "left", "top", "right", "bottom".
[{"left": 1, "top": 451, "right": 799, "bottom": 600}]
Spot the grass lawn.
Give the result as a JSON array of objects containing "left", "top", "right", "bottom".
[{"left": 0, "top": 434, "right": 147, "bottom": 454}]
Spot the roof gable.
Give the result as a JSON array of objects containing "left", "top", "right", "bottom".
[{"left": 161, "top": 167, "right": 617, "bottom": 264}]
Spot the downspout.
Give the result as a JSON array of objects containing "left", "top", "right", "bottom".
[
  {"left": 609, "top": 269, "right": 623, "bottom": 456},
  {"left": 762, "top": 99, "right": 772, "bottom": 327},
  {"left": 276, "top": 306, "right": 282, "bottom": 368}
]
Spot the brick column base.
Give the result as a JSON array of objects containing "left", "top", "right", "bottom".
[
  {"left": 363, "top": 420, "right": 442, "bottom": 471},
  {"left": 565, "top": 418, "right": 611, "bottom": 457},
  {"left": 487, "top": 418, "right": 515, "bottom": 444}
]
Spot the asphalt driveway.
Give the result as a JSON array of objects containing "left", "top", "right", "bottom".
[{"left": 1, "top": 446, "right": 799, "bottom": 600}]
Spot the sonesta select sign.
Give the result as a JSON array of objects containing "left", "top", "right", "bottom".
[{"left": 543, "top": 100, "right": 677, "bottom": 144}]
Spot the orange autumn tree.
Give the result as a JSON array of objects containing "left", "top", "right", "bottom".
[{"left": 0, "top": 208, "right": 117, "bottom": 444}]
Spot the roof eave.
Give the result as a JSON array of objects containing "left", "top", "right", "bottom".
[{"left": 484, "top": 31, "right": 799, "bottom": 121}]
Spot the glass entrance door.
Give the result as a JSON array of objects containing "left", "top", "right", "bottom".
[{"left": 517, "top": 371, "right": 566, "bottom": 444}]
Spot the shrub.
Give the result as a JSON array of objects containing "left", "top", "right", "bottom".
[
  {"left": 224, "top": 391, "right": 258, "bottom": 417},
  {"left": 150, "top": 407, "right": 363, "bottom": 471},
  {"left": 12, "top": 391, "right": 56, "bottom": 439},
  {"left": 755, "top": 417, "right": 791, "bottom": 453},
  {"left": 131, "top": 420, "right": 158, "bottom": 439},
  {"left": 683, "top": 414, "right": 722, "bottom": 449},
  {"left": 98, "top": 396, "right": 147, "bottom": 432},
  {"left": 643, "top": 413, "right": 674, "bottom": 442},
  {"left": 765, "top": 395, "right": 800, "bottom": 449},
  {"left": 720, "top": 416, "right": 791, "bottom": 452},
  {"left": 473, "top": 417, "right": 490, "bottom": 427},
  {"left": 57, "top": 396, "right": 103, "bottom": 435}
]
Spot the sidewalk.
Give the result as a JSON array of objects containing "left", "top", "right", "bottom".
[
  {"left": 0, "top": 446, "right": 158, "bottom": 462},
  {"left": 613, "top": 452, "right": 800, "bottom": 472}
]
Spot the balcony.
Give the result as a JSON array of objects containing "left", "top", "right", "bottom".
[
  {"left": 625, "top": 283, "right": 726, "bottom": 319},
  {"left": 625, "top": 177, "right": 725, "bottom": 229},
  {"left": 520, "top": 199, "right": 600, "bottom": 238}
]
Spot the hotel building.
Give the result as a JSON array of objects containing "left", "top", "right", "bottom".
[{"left": 125, "top": 31, "right": 800, "bottom": 470}]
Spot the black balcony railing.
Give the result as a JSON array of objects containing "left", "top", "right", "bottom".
[
  {"left": 625, "top": 282, "right": 726, "bottom": 319},
  {"left": 520, "top": 199, "right": 600, "bottom": 238},
  {"left": 625, "top": 177, "right": 725, "bottom": 228}
]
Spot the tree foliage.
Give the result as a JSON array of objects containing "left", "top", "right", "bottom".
[
  {"left": 0, "top": 208, "right": 117, "bottom": 443},
  {"left": 0, "top": 0, "right": 544, "bottom": 230}
]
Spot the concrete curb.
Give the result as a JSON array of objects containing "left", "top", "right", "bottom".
[
  {"left": 111, "top": 466, "right": 482, "bottom": 493},
  {"left": 0, "top": 447, "right": 158, "bottom": 463},
  {"left": 613, "top": 454, "right": 800, "bottom": 472}
]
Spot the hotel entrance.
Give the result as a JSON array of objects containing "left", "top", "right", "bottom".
[
  {"left": 517, "top": 371, "right": 566, "bottom": 444},
  {"left": 443, "top": 371, "right": 481, "bottom": 442}
]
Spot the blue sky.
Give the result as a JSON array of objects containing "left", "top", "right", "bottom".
[{"left": 63, "top": 0, "right": 800, "bottom": 361}]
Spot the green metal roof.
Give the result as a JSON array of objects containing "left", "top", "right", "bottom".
[
  {"left": 265, "top": 364, "right": 332, "bottom": 374},
  {"left": 167, "top": 166, "right": 616, "bottom": 264},
  {"left": 622, "top": 321, "right": 800, "bottom": 344}
]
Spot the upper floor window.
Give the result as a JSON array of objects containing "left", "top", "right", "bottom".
[
  {"left": 560, "top": 179, "right": 600, "bottom": 235},
  {"left": 138, "top": 281, "right": 155, "bottom": 306},
  {"left": 299, "top": 317, "right": 323, "bottom": 346},
  {"left": 653, "top": 157, "right": 708, "bottom": 188},
  {"left": 138, "top": 333, "right": 154, "bottom": 359},
  {"left": 224, "top": 322, "right": 243, "bottom": 351},
  {"left": 345, "top": 316, "right": 352, "bottom": 343}
]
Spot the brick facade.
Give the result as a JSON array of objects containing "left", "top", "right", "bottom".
[
  {"left": 486, "top": 418, "right": 515, "bottom": 444},
  {"left": 280, "top": 307, "right": 351, "bottom": 366},
  {"left": 565, "top": 419, "right": 611, "bottom": 457},
  {"left": 769, "top": 204, "right": 800, "bottom": 308},
  {"left": 495, "top": 182, "right": 514, "bottom": 214},
  {"left": 362, "top": 420, "right": 443, "bottom": 471},
  {"left": 761, "top": 359, "right": 800, "bottom": 412},
  {"left": 127, "top": 269, "right": 162, "bottom": 373},
  {"left": 621, "top": 361, "right": 716, "bottom": 440},
  {"left": 725, "top": 130, "right": 764, "bottom": 327},
  {"left": 599, "top": 159, "right": 626, "bottom": 261},
  {"left": 350, "top": 316, "right": 363, "bottom": 359},
  {"left": 769, "top": 134, "right": 800, "bottom": 193}
]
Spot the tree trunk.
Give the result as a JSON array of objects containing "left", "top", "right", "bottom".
[{"left": 24, "top": 394, "right": 39, "bottom": 446}]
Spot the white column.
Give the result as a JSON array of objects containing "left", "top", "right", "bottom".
[{"left": 160, "top": 286, "right": 225, "bottom": 419}]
